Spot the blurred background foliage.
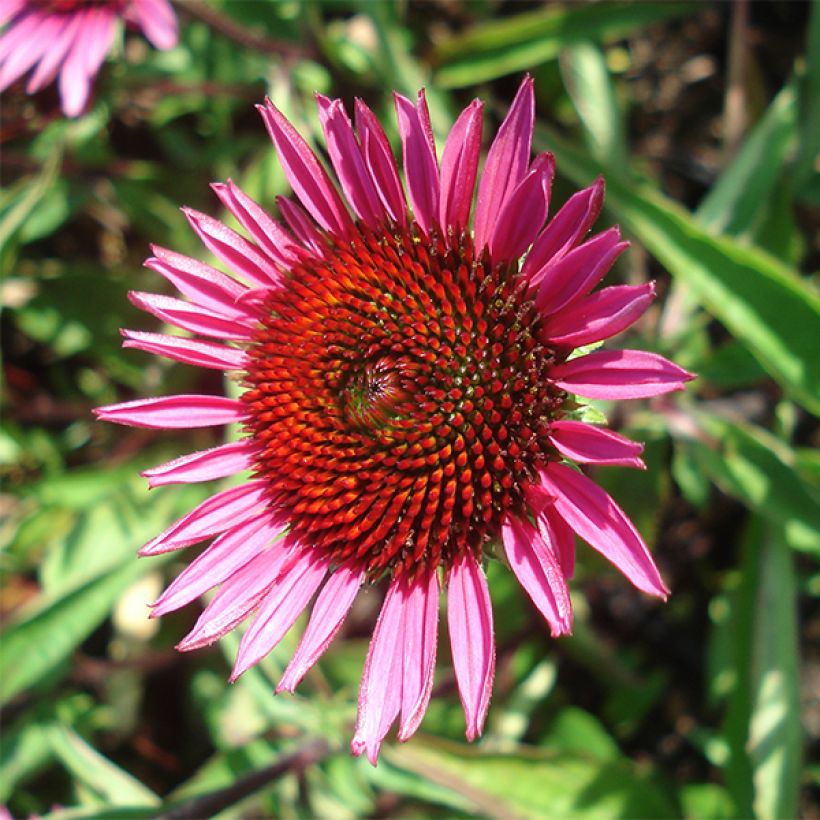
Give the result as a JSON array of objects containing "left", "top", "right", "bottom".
[{"left": 1, "top": 0, "right": 819, "bottom": 817}]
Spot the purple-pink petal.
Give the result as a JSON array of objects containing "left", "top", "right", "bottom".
[
  {"left": 447, "top": 551, "right": 495, "bottom": 741},
  {"left": 258, "top": 98, "right": 352, "bottom": 236},
  {"left": 121, "top": 329, "right": 247, "bottom": 371},
  {"left": 277, "top": 195, "right": 326, "bottom": 255},
  {"left": 439, "top": 99, "right": 483, "bottom": 232},
  {"left": 535, "top": 227, "right": 628, "bottom": 317},
  {"left": 230, "top": 549, "right": 330, "bottom": 681},
  {"left": 537, "top": 463, "right": 669, "bottom": 598},
  {"left": 150, "top": 514, "right": 283, "bottom": 617},
  {"left": 394, "top": 91, "right": 440, "bottom": 236},
  {"left": 277, "top": 559, "right": 365, "bottom": 693},
  {"left": 502, "top": 515, "right": 572, "bottom": 637},
  {"left": 552, "top": 349, "right": 696, "bottom": 399},
  {"left": 138, "top": 480, "right": 268, "bottom": 556},
  {"left": 523, "top": 177, "right": 605, "bottom": 282},
  {"left": 128, "top": 291, "right": 255, "bottom": 340},
  {"left": 130, "top": 0, "right": 178, "bottom": 50},
  {"left": 549, "top": 420, "right": 645, "bottom": 469},
  {"left": 473, "top": 75, "right": 535, "bottom": 251},
  {"left": 94, "top": 394, "right": 246, "bottom": 430},
  {"left": 543, "top": 282, "right": 656, "bottom": 347},
  {"left": 142, "top": 439, "right": 258, "bottom": 488},
  {"left": 538, "top": 504, "right": 576, "bottom": 579},
  {"left": 488, "top": 152, "right": 554, "bottom": 263}
]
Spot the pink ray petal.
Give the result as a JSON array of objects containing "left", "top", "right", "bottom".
[
  {"left": 146, "top": 246, "right": 248, "bottom": 319},
  {"left": 537, "top": 463, "right": 669, "bottom": 597},
  {"left": 26, "top": 13, "right": 79, "bottom": 93},
  {"left": 128, "top": 291, "right": 255, "bottom": 340},
  {"left": 398, "top": 567, "right": 439, "bottom": 741},
  {"left": 535, "top": 227, "right": 628, "bottom": 317},
  {"left": 151, "top": 514, "right": 284, "bottom": 616},
  {"left": 0, "top": 1, "right": 27, "bottom": 28},
  {"left": 552, "top": 349, "right": 696, "bottom": 399},
  {"left": 211, "top": 180, "right": 303, "bottom": 267},
  {"left": 543, "top": 282, "right": 655, "bottom": 347},
  {"left": 138, "top": 480, "right": 268, "bottom": 556},
  {"left": 121, "top": 329, "right": 247, "bottom": 371},
  {"left": 489, "top": 152, "right": 555, "bottom": 263},
  {"left": 549, "top": 420, "right": 645, "bottom": 468},
  {"left": 447, "top": 551, "right": 495, "bottom": 741},
  {"left": 439, "top": 99, "right": 483, "bottom": 232},
  {"left": 131, "top": 0, "right": 178, "bottom": 50},
  {"left": 277, "top": 195, "right": 326, "bottom": 255},
  {"left": 502, "top": 515, "right": 572, "bottom": 637},
  {"left": 258, "top": 98, "right": 352, "bottom": 236},
  {"left": 394, "top": 90, "right": 440, "bottom": 236},
  {"left": 176, "top": 542, "right": 295, "bottom": 651},
  {"left": 95, "top": 395, "right": 246, "bottom": 430},
  {"left": 316, "top": 94, "right": 384, "bottom": 226},
  {"left": 351, "top": 580, "right": 406, "bottom": 765},
  {"left": 231, "top": 548, "right": 330, "bottom": 680},
  {"left": 524, "top": 177, "right": 605, "bottom": 282},
  {"left": 0, "top": 12, "right": 58, "bottom": 91},
  {"left": 182, "top": 208, "right": 281, "bottom": 289},
  {"left": 142, "top": 439, "right": 258, "bottom": 488},
  {"left": 277, "top": 558, "right": 366, "bottom": 693},
  {"left": 354, "top": 98, "right": 406, "bottom": 223},
  {"left": 540, "top": 503, "right": 576, "bottom": 579},
  {"left": 473, "top": 74, "right": 534, "bottom": 251}
]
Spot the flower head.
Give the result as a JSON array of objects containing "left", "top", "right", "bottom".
[
  {"left": 96, "top": 77, "right": 693, "bottom": 764},
  {"left": 0, "top": 0, "right": 177, "bottom": 117}
]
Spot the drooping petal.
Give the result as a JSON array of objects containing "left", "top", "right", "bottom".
[
  {"left": 138, "top": 480, "right": 268, "bottom": 556},
  {"left": 94, "top": 395, "right": 246, "bottom": 430},
  {"left": 277, "top": 559, "right": 366, "bottom": 693},
  {"left": 177, "top": 542, "right": 295, "bottom": 651},
  {"left": 25, "top": 13, "right": 80, "bottom": 93},
  {"left": 473, "top": 75, "right": 534, "bottom": 251},
  {"left": 447, "top": 551, "right": 495, "bottom": 741},
  {"left": 121, "top": 329, "right": 248, "bottom": 371},
  {"left": 543, "top": 283, "right": 655, "bottom": 347},
  {"left": 131, "top": 0, "right": 178, "bottom": 50},
  {"left": 316, "top": 94, "right": 384, "bottom": 226},
  {"left": 398, "top": 567, "right": 439, "bottom": 741},
  {"left": 535, "top": 227, "right": 628, "bottom": 317},
  {"left": 230, "top": 548, "right": 330, "bottom": 680},
  {"left": 258, "top": 98, "right": 352, "bottom": 236},
  {"left": 354, "top": 98, "right": 406, "bottom": 223},
  {"left": 0, "top": 11, "right": 58, "bottom": 91},
  {"left": 150, "top": 514, "right": 283, "bottom": 616},
  {"left": 351, "top": 580, "right": 406, "bottom": 765},
  {"left": 128, "top": 291, "right": 255, "bottom": 340},
  {"left": 539, "top": 503, "right": 576, "bottom": 579},
  {"left": 488, "top": 152, "right": 554, "bottom": 263},
  {"left": 0, "top": 1, "right": 27, "bottom": 28},
  {"left": 394, "top": 90, "right": 440, "bottom": 235},
  {"left": 552, "top": 349, "right": 695, "bottom": 399},
  {"left": 142, "top": 439, "right": 258, "bottom": 488},
  {"left": 182, "top": 208, "right": 281, "bottom": 289},
  {"left": 549, "top": 420, "right": 645, "bottom": 468},
  {"left": 439, "top": 99, "right": 483, "bottom": 232},
  {"left": 537, "top": 463, "right": 669, "bottom": 597},
  {"left": 502, "top": 515, "right": 572, "bottom": 637},
  {"left": 146, "top": 246, "right": 248, "bottom": 319},
  {"left": 523, "top": 177, "right": 605, "bottom": 282},
  {"left": 211, "top": 180, "right": 303, "bottom": 268}
]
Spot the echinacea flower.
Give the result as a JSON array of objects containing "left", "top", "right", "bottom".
[
  {"left": 0, "top": 0, "right": 177, "bottom": 117},
  {"left": 96, "top": 77, "right": 693, "bottom": 764}
]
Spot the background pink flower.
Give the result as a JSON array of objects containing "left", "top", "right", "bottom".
[
  {"left": 0, "top": 0, "right": 177, "bottom": 116},
  {"left": 96, "top": 77, "right": 693, "bottom": 764}
]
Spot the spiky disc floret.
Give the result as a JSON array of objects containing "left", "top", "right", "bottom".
[{"left": 243, "top": 221, "right": 567, "bottom": 577}]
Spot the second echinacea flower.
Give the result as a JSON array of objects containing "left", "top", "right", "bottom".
[{"left": 97, "top": 76, "right": 693, "bottom": 764}]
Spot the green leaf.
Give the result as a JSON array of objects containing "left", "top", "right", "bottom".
[
  {"left": 385, "top": 737, "right": 677, "bottom": 819},
  {"left": 434, "top": 2, "right": 694, "bottom": 89},
  {"left": 537, "top": 126, "right": 820, "bottom": 414},
  {"left": 560, "top": 42, "right": 627, "bottom": 168},
  {"left": 46, "top": 725, "right": 159, "bottom": 807},
  {"left": 795, "top": 0, "right": 820, "bottom": 193},
  {"left": 695, "top": 83, "right": 797, "bottom": 237},
  {"left": 682, "top": 412, "right": 820, "bottom": 555}
]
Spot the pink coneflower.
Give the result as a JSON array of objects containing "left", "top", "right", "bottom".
[
  {"left": 0, "top": 0, "right": 177, "bottom": 117},
  {"left": 96, "top": 77, "right": 693, "bottom": 764}
]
